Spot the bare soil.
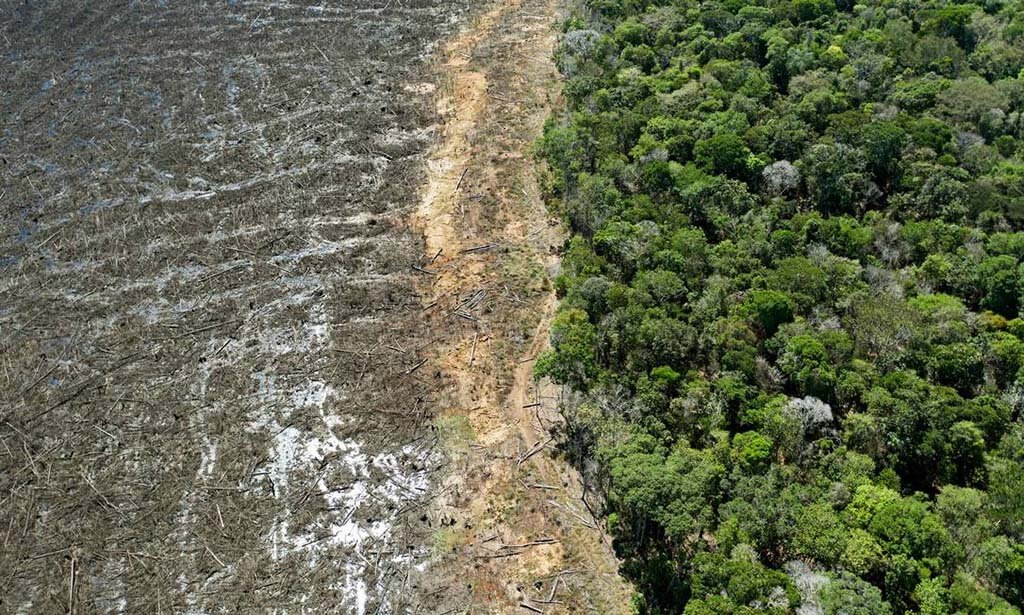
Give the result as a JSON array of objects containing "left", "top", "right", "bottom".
[{"left": 409, "top": 0, "right": 634, "bottom": 612}]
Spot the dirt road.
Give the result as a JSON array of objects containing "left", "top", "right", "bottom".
[{"left": 410, "top": 0, "right": 633, "bottom": 611}]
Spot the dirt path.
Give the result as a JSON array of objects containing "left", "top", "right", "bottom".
[{"left": 410, "top": 0, "right": 633, "bottom": 612}]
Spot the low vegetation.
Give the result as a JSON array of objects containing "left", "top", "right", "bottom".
[{"left": 539, "top": 0, "right": 1024, "bottom": 612}]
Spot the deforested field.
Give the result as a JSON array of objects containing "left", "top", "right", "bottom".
[{"left": 0, "top": 1, "right": 471, "bottom": 612}]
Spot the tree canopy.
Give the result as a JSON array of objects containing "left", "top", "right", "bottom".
[{"left": 540, "top": 0, "right": 1024, "bottom": 612}]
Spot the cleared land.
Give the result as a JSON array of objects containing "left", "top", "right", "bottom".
[
  {"left": 410, "top": 0, "right": 633, "bottom": 612},
  {"left": 1, "top": 1, "right": 471, "bottom": 612}
]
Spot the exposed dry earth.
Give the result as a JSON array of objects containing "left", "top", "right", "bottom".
[{"left": 409, "top": 0, "right": 633, "bottom": 612}]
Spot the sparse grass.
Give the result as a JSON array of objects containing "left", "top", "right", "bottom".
[
  {"left": 432, "top": 526, "right": 470, "bottom": 556},
  {"left": 502, "top": 248, "right": 549, "bottom": 296},
  {"left": 434, "top": 413, "right": 477, "bottom": 456}
]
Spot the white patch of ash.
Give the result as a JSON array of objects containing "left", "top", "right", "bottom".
[
  {"left": 13, "top": 601, "right": 35, "bottom": 615},
  {"left": 291, "top": 380, "right": 332, "bottom": 408},
  {"left": 337, "top": 212, "right": 377, "bottom": 225},
  {"left": 44, "top": 258, "right": 103, "bottom": 274},
  {"left": 128, "top": 300, "right": 173, "bottom": 325},
  {"left": 269, "top": 237, "right": 364, "bottom": 264},
  {"left": 91, "top": 558, "right": 129, "bottom": 615},
  {"left": 270, "top": 426, "right": 305, "bottom": 497},
  {"left": 118, "top": 263, "right": 206, "bottom": 292},
  {"left": 402, "top": 82, "right": 437, "bottom": 95},
  {"left": 233, "top": 290, "right": 434, "bottom": 613},
  {"left": 191, "top": 338, "right": 223, "bottom": 482},
  {"left": 352, "top": 573, "right": 369, "bottom": 615},
  {"left": 138, "top": 188, "right": 218, "bottom": 204},
  {"left": 248, "top": 391, "right": 435, "bottom": 612}
]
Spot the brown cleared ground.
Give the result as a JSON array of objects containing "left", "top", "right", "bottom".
[{"left": 410, "top": 0, "right": 634, "bottom": 612}]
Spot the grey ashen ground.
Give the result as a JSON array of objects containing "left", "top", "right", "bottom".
[{"left": 0, "top": 1, "right": 473, "bottom": 612}]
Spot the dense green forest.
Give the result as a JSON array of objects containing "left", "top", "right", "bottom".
[{"left": 537, "top": 0, "right": 1024, "bottom": 612}]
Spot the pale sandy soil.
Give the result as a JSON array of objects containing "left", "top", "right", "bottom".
[{"left": 409, "top": 0, "right": 634, "bottom": 611}]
